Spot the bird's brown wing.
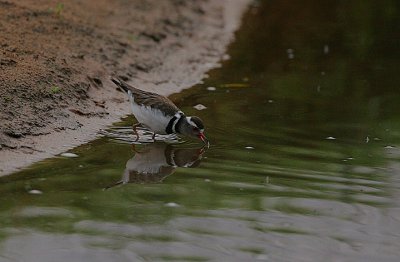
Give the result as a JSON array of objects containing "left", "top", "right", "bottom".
[
  {"left": 133, "top": 90, "right": 180, "bottom": 116},
  {"left": 111, "top": 77, "right": 180, "bottom": 116}
]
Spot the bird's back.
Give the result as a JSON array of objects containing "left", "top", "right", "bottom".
[{"left": 111, "top": 78, "right": 179, "bottom": 117}]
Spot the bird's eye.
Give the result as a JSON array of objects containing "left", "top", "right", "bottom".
[{"left": 192, "top": 127, "right": 198, "bottom": 131}]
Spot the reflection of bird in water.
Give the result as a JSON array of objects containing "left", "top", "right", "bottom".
[{"left": 105, "top": 143, "right": 205, "bottom": 189}]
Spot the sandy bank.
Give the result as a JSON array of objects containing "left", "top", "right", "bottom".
[{"left": 0, "top": 0, "right": 250, "bottom": 175}]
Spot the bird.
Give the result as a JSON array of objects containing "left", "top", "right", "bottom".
[{"left": 111, "top": 77, "right": 209, "bottom": 145}]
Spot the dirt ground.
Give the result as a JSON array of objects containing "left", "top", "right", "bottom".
[{"left": 0, "top": 0, "right": 249, "bottom": 175}]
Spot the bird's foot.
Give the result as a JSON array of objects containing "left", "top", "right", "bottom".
[{"left": 132, "top": 123, "right": 141, "bottom": 142}]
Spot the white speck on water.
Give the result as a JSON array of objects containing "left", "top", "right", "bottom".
[
  {"left": 366, "top": 136, "right": 370, "bottom": 143},
  {"left": 245, "top": 146, "right": 254, "bottom": 149},
  {"left": 165, "top": 202, "right": 180, "bottom": 208},
  {"left": 61, "top": 152, "right": 78, "bottom": 158},
  {"left": 79, "top": 165, "right": 83, "bottom": 168},
  {"left": 385, "top": 145, "right": 395, "bottom": 149},
  {"left": 317, "top": 85, "right": 321, "bottom": 92},
  {"left": 347, "top": 157, "right": 354, "bottom": 160},
  {"left": 287, "top": 48, "right": 294, "bottom": 59},
  {"left": 321, "top": 71, "right": 326, "bottom": 76},
  {"left": 374, "top": 137, "right": 381, "bottom": 141},
  {"left": 326, "top": 136, "right": 336, "bottom": 140},
  {"left": 205, "top": 179, "right": 211, "bottom": 182},
  {"left": 207, "top": 86, "right": 216, "bottom": 91},
  {"left": 256, "top": 254, "right": 269, "bottom": 261},
  {"left": 193, "top": 104, "right": 207, "bottom": 110},
  {"left": 242, "top": 77, "right": 249, "bottom": 82},
  {"left": 324, "top": 45, "right": 329, "bottom": 54},
  {"left": 268, "top": 100, "right": 274, "bottom": 103},
  {"left": 28, "top": 190, "right": 43, "bottom": 195}
]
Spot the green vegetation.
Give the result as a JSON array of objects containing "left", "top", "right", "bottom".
[
  {"left": 3, "top": 96, "right": 11, "bottom": 103},
  {"left": 49, "top": 2, "right": 64, "bottom": 16},
  {"left": 127, "top": 34, "right": 139, "bottom": 42},
  {"left": 50, "top": 85, "right": 61, "bottom": 94}
]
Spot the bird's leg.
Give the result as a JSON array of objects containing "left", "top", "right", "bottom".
[
  {"left": 152, "top": 132, "right": 156, "bottom": 141},
  {"left": 132, "top": 123, "right": 141, "bottom": 141},
  {"left": 131, "top": 143, "right": 139, "bottom": 153},
  {"left": 131, "top": 143, "right": 147, "bottom": 154}
]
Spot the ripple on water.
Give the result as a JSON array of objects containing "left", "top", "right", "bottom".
[{"left": 99, "top": 126, "right": 181, "bottom": 144}]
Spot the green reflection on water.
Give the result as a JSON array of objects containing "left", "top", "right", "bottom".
[{"left": 1, "top": 0, "right": 400, "bottom": 260}]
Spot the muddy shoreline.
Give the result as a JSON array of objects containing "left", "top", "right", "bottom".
[{"left": 0, "top": 0, "right": 250, "bottom": 175}]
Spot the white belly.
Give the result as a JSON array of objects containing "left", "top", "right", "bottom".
[{"left": 131, "top": 103, "right": 171, "bottom": 134}]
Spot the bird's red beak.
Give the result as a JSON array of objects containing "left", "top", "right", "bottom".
[{"left": 198, "top": 132, "right": 209, "bottom": 147}]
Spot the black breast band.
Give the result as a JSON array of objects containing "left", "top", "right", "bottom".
[{"left": 166, "top": 112, "right": 184, "bottom": 134}]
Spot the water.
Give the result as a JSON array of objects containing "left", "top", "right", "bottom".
[{"left": 1, "top": 1, "right": 400, "bottom": 261}]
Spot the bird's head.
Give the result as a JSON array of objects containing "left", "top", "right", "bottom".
[{"left": 178, "top": 116, "right": 209, "bottom": 146}]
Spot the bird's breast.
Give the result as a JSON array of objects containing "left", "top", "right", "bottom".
[{"left": 131, "top": 104, "right": 171, "bottom": 134}]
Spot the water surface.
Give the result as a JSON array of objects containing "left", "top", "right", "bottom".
[{"left": 1, "top": 1, "right": 400, "bottom": 261}]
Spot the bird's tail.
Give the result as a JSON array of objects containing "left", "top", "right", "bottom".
[{"left": 111, "top": 77, "right": 131, "bottom": 94}]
